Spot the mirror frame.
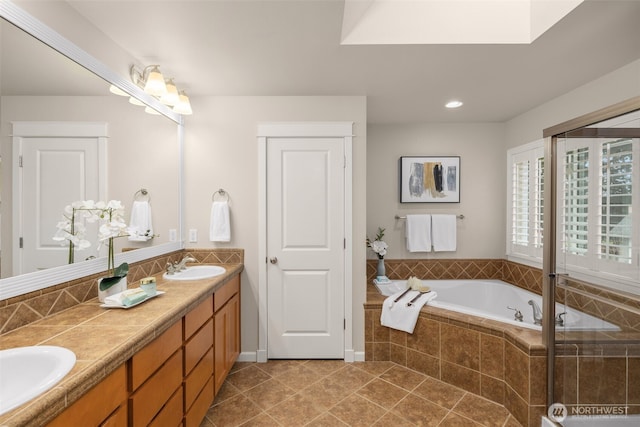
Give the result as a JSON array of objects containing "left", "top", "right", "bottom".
[{"left": 0, "top": 1, "right": 185, "bottom": 300}]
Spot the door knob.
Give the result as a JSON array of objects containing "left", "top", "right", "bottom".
[{"left": 270, "top": 257, "right": 278, "bottom": 264}]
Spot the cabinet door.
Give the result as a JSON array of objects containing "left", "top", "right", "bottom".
[
  {"left": 46, "top": 365, "right": 126, "bottom": 427},
  {"left": 214, "top": 303, "right": 229, "bottom": 394},
  {"left": 227, "top": 293, "right": 240, "bottom": 368}
]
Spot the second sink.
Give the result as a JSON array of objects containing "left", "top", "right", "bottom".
[
  {"left": 0, "top": 346, "right": 76, "bottom": 415},
  {"left": 163, "top": 265, "right": 226, "bottom": 281}
]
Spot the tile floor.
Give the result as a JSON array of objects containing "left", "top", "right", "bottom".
[{"left": 200, "top": 360, "right": 523, "bottom": 426}]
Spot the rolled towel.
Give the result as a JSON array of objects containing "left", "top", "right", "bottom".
[
  {"left": 104, "top": 288, "right": 148, "bottom": 307},
  {"left": 407, "top": 276, "right": 431, "bottom": 292}
]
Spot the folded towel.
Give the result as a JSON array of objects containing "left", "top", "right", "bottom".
[
  {"left": 104, "top": 288, "right": 148, "bottom": 307},
  {"left": 432, "top": 214, "right": 457, "bottom": 251},
  {"left": 128, "top": 200, "right": 153, "bottom": 241},
  {"left": 406, "top": 214, "right": 432, "bottom": 252},
  {"left": 210, "top": 201, "right": 231, "bottom": 242},
  {"left": 380, "top": 290, "right": 438, "bottom": 333}
]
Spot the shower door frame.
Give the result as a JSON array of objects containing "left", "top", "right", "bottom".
[{"left": 541, "top": 95, "right": 640, "bottom": 407}]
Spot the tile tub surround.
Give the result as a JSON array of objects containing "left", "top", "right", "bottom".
[
  {"left": 366, "top": 258, "right": 640, "bottom": 426},
  {"left": 365, "top": 290, "right": 546, "bottom": 427},
  {"left": 0, "top": 262, "right": 244, "bottom": 426},
  {"left": 0, "top": 248, "right": 243, "bottom": 335},
  {"left": 368, "top": 258, "right": 640, "bottom": 333}
]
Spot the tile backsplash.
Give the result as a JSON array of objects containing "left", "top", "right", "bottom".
[{"left": 0, "top": 248, "right": 243, "bottom": 335}]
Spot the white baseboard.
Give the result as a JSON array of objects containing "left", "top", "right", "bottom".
[
  {"left": 238, "top": 350, "right": 365, "bottom": 363},
  {"left": 237, "top": 351, "right": 257, "bottom": 362}
]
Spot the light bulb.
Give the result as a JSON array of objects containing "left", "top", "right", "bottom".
[{"left": 143, "top": 66, "right": 167, "bottom": 97}]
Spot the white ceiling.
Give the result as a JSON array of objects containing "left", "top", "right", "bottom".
[{"left": 47, "top": 1, "right": 640, "bottom": 123}]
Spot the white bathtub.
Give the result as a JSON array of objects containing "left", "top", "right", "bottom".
[{"left": 375, "top": 279, "right": 620, "bottom": 331}]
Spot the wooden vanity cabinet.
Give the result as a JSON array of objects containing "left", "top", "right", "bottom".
[
  {"left": 214, "top": 275, "right": 240, "bottom": 393},
  {"left": 45, "top": 272, "right": 241, "bottom": 427},
  {"left": 183, "top": 296, "right": 214, "bottom": 427},
  {"left": 129, "top": 320, "right": 183, "bottom": 427},
  {"left": 46, "top": 364, "right": 127, "bottom": 427}
]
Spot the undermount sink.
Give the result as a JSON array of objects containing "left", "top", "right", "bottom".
[
  {"left": 0, "top": 346, "right": 76, "bottom": 415},
  {"left": 163, "top": 265, "right": 226, "bottom": 281}
]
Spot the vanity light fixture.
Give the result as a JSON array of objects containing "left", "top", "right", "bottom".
[
  {"left": 445, "top": 100, "right": 463, "bottom": 109},
  {"left": 173, "top": 91, "right": 193, "bottom": 115},
  {"left": 160, "top": 79, "right": 180, "bottom": 106},
  {"left": 125, "top": 64, "right": 193, "bottom": 115}
]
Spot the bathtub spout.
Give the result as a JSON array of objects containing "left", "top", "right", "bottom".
[{"left": 528, "top": 300, "right": 543, "bottom": 325}]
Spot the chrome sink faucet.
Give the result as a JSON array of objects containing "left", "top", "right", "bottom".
[
  {"left": 528, "top": 300, "right": 543, "bottom": 325},
  {"left": 166, "top": 256, "right": 196, "bottom": 274}
]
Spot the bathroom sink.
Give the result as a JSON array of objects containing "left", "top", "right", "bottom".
[
  {"left": 0, "top": 346, "right": 76, "bottom": 415},
  {"left": 163, "top": 265, "right": 226, "bottom": 281}
]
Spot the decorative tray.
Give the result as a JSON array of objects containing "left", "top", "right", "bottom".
[{"left": 100, "top": 291, "right": 165, "bottom": 309}]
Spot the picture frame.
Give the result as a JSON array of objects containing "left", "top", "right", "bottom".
[{"left": 399, "top": 156, "right": 460, "bottom": 203}]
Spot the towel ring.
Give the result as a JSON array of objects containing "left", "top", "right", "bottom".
[
  {"left": 134, "top": 188, "right": 150, "bottom": 202},
  {"left": 212, "top": 188, "right": 230, "bottom": 202}
]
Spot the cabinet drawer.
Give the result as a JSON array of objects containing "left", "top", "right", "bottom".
[
  {"left": 47, "top": 364, "right": 126, "bottom": 427},
  {"left": 214, "top": 274, "right": 239, "bottom": 312},
  {"left": 184, "top": 295, "right": 213, "bottom": 339},
  {"left": 130, "top": 348, "right": 183, "bottom": 427},
  {"left": 185, "top": 347, "right": 214, "bottom": 411},
  {"left": 131, "top": 321, "right": 182, "bottom": 391},
  {"left": 184, "top": 376, "right": 214, "bottom": 427},
  {"left": 185, "top": 318, "right": 213, "bottom": 375},
  {"left": 149, "top": 385, "right": 184, "bottom": 427},
  {"left": 100, "top": 402, "right": 127, "bottom": 427}
]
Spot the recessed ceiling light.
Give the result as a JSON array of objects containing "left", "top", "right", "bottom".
[{"left": 445, "top": 100, "right": 463, "bottom": 109}]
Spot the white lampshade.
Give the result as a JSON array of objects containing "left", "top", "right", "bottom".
[
  {"left": 173, "top": 91, "right": 193, "bottom": 115},
  {"left": 160, "top": 79, "right": 180, "bottom": 106},
  {"left": 109, "top": 84, "right": 128, "bottom": 96},
  {"left": 143, "top": 66, "right": 167, "bottom": 97},
  {"left": 144, "top": 106, "right": 161, "bottom": 115},
  {"left": 129, "top": 96, "right": 145, "bottom": 106}
]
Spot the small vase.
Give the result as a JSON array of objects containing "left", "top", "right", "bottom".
[
  {"left": 376, "top": 258, "right": 386, "bottom": 277},
  {"left": 98, "top": 276, "right": 127, "bottom": 303}
]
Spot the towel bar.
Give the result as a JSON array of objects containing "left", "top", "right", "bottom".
[{"left": 395, "top": 214, "right": 464, "bottom": 220}]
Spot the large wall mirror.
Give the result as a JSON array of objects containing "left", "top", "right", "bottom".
[{"left": 0, "top": 3, "right": 183, "bottom": 299}]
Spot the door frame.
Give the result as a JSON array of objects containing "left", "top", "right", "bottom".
[{"left": 257, "top": 122, "right": 354, "bottom": 362}]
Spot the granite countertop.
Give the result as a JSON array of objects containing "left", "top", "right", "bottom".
[{"left": 0, "top": 263, "right": 244, "bottom": 427}]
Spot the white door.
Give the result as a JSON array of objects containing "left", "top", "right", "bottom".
[
  {"left": 12, "top": 122, "right": 106, "bottom": 275},
  {"left": 267, "top": 137, "right": 345, "bottom": 359}
]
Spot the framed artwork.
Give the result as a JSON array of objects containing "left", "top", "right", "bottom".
[{"left": 400, "top": 156, "right": 460, "bottom": 203}]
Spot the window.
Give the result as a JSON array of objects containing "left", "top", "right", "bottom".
[
  {"left": 559, "top": 136, "right": 638, "bottom": 277},
  {"left": 507, "top": 140, "right": 544, "bottom": 260}
]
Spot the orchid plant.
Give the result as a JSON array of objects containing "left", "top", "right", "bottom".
[
  {"left": 54, "top": 200, "right": 130, "bottom": 290},
  {"left": 366, "top": 227, "right": 388, "bottom": 259}
]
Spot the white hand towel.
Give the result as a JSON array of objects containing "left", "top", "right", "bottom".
[
  {"left": 406, "top": 214, "right": 432, "bottom": 252},
  {"left": 128, "top": 200, "right": 153, "bottom": 241},
  {"left": 380, "top": 290, "right": 438, "bottom": 333},
  {"left": 432, "top": 214, "right": 457, "bottom": 251},
  {"left": 210, "top": 201, "right": 231, "bottom": 242}
]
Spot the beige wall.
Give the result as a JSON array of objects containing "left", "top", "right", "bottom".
[
  {"left": 183, "top": 95, "right": 367, "bottom": 356},
  {"left": 366, "top": 123, "right": 506, "bottom": 260},
  {"left": 505, "top": 59, "right": 640, "bottom": 148}
]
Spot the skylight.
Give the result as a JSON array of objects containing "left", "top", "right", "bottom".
[{"left": 341, "top": 0, "right": 584, "bottom": 45}]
